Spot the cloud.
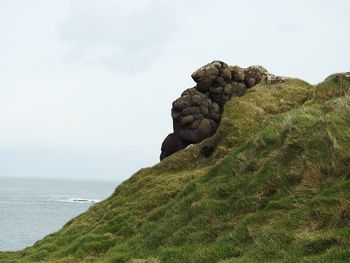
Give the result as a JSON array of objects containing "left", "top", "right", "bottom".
[
  {"left": 60, "top": 0, "right": 178, "bottom": 71},
  {"left": 0, "top": 0, "right": 70, "bottom": 69}
]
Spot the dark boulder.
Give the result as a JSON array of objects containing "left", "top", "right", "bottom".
[{"left": 160, "top": 133, "right": 188, "bottom": 160}]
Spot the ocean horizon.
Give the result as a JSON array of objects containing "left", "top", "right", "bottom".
[{"left": 0, "top": 176, "right": 118, "bottom": 252}]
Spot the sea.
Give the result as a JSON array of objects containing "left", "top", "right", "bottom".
[{"left": 0, "top": 176, "right": 118, "bottom": 252}]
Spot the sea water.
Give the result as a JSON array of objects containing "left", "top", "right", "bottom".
[{"left": 0, "top": 176, "right": 118, "bottom": 251}]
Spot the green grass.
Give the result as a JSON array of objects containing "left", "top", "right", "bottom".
[{"left": 1, "top": 74, "right": 350, "bottom": 263}]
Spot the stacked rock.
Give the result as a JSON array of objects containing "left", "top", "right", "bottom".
[
  {"left": 160, "top": 60, "right": 285, "bottom": 160},
  {"left": 191, "top": 61, "right": 247, "bottom": 107},
  {"left": 173, "top": 89, "right": 220, "bottom": 142},
  {"left": 160, "top": 88, "right": 221, "bottom": 160}
]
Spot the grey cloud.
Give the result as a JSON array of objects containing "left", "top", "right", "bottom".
[
  {"left": 60, "top": 0, "right": 178, "bottom": 71},
  {"left": 277, "top": 24, "right": 300, "bottom": 35}
]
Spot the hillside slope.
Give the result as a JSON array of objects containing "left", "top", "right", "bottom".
[{"left": 1, "top": 72, "right": 350, "bottom": 263}]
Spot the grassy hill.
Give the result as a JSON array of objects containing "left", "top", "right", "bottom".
[{"left": 1, "top": 73, "right": 350, "bottom": 263}]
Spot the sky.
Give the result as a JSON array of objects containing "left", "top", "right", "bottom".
[{"left": 0, "top": 0, "right": 349, "bottom": 181}]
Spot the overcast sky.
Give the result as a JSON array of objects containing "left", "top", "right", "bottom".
[{"left": 0, "top": 0, "right": 349, "bottom": 181}]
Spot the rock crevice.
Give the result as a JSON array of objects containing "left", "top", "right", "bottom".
[{"left": 160, "top": 60, "right": 285, "bottom": 160}]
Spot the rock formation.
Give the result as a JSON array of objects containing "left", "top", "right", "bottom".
[
  {"left": 160, "top": 60, "right": 285, "bottom": 160},
  {"left": 334, "top": 72, "right": 350, "bottom": 81}
]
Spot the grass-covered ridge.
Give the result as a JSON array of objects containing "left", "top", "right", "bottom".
[{"left": 1, "top": 74, "right": 350, "bottom": 263}]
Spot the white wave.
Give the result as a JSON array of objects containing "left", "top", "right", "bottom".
[{"left": 47, "top": 198, "right": 101, "bottom": 204}]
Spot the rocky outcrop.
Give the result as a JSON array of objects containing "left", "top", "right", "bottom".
[
  {"left": 334, "top": 72, "right": 350, "bottom": 81},
  {"left": 160, "top": 60, "right": 285, "bottom": 160}
]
